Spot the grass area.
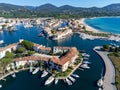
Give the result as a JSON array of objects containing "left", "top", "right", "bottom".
[
  {"left": 82, "top": 31, "right": 109, "bottom": 37},
  {"left": 109, "top": 53, "right": 120, "bottom": 90}
]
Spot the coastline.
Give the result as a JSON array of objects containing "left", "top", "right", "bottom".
[
  {"left": 93, "top": 46, "right": 117, "bottom": 90},
  {"left": 79, "top": 18, "right": 103, "bottom": 33}
]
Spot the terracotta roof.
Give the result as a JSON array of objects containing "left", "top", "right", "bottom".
[
  {"left": 34, "top": 43, "right": 51, "bottom": 51},
  {"left": 0, "top": 43, "right": 18, "bottom": 52},
  {"left": 14, "top": 47, "right": 78, "bottom": 66}
]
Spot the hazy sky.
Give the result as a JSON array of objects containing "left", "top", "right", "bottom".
[{"left": 0, "top": 0, "right": 120, "bottom": 7}]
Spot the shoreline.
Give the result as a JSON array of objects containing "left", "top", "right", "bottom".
[
  {"left": 93, "top": 46, "right": 117, "bottom": 90},
  {"left": 79, "top": 18, "right": 107, "bottom": 33}
]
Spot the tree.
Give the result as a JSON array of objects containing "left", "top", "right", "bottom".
[
  {"left": 103, "top": 45, "right": 110, "bottom": 51},
  {"left": 28, "top": 51, "right": 35, "bottom": 56},
  {"left": 5, "top": 51, "right": 14, "bottom": 58},
  {"left": 21, "top": 40, "right": 33, "bottom": 50},
  {"left": 17, "top": 47, "right": 26, "bottom": 53}
]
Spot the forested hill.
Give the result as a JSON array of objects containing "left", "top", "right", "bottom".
[{"left": 0, "top": 3, "right": 120, "bottom": 18}]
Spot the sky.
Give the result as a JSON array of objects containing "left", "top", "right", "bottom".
[{"left": 0, "top": 0, "right": 120, "bottom": 7}]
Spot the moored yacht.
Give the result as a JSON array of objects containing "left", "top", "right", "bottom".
[
  {"left": 45, "top": 76, "right": 55, "bottom": 85},
  {"left": 0, "top": 40, "right": 4, "bottom": 44},
  {"left": 71, "top": 74, "right": 79, "bottom": 78},
  {"left": 97, "top": 77, "right": 103, "bottom": 87},
  {"left": 83, "top": 61, "right": 91, "bottom": 64},
  {"left": 41, "top": 70, "right": 48, "bottom": 78},
  {"left": 80, "top": 64, "right": 90, "bottom": 69},
  {"left": 32, "top": 67, "right": 39, "bottom": 75},
  {"left": 65, "top": 78, "right": 72, "bottom": 85},
  {"left": 0, "top": 84, "right": 2, "bottom": 88},
  {"left": 68, "top": 76, "right": 76, "bottom": 82},
  {"left": 11, "top": 73, "right": 16, "bottom": 78},
  {"left": 55, "top": 78, "right": 59, "bottom": 85}
]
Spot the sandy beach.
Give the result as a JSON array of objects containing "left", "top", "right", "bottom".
[
  {"left": 79, "top": 18, "right": 105, "bottom": 33},
  {"left": 94, "top": 46, "right": 117, "bottom": 90}
]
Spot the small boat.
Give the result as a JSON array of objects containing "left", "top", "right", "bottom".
[
  {"left": 97, "top": 68, "right": 104, "bottom": 87},
  {"left": 97, "top": 77, "right": 103, "bottom": 87},
  {"left": 55, "top": 78, "right": 59, "bottom": 85},
  {"left": 98, "top": 87, "right": 102, "bottom": 90},
  {"left": 45, "top": 76, "right": 55, "bottom": 85},
  {"left": 29, "top": 66, "right": 33, "bottom": 73},
  {"left": 65, "top": 78, "right": 72, "bottom": 85},
  {"left": 71, "top": 74, "right": 79, "bottom": 78},
  {"left": 0, "top": 40, "right": 4, "bottom": 44},
  {"left": 32, "top": 67, "right": 39, "bottom": 75},
  {"left": 11, "top": 73, "right": 16, "bottom": 78},
  {"left": 83, "top": 61, "right": 91, "bottom": 64},
  {"left": 80, "top": 64, "right": 90, "bottom": 69},
  {"left": 83, "top": 57, "right": 89, "bottom": 60},
  {"left": 41, "top": 70, "right": 48, "bottom": 78},
  {"left": 0, "top": 84, "right": 2, "bottom": 88},
  {"left": 68, "top": 76, "right": 76, "bottom": 82}
]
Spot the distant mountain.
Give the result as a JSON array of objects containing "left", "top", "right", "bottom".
[
  {"left": 35, "top": 3, "right": 60, "bottom": 13},
  {"left": 102, "top": 3, "right": 120, "bottom": 12},
  {"left": 0, "top": 3, "right": 120, "bottom": 18}
]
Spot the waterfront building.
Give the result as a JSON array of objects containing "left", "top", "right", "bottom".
[{"left": 0, "top": 43, "right": 18, "bottom": 59}]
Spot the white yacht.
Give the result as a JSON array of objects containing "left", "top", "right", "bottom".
[
  {"left": 41, "top": 70, "right": 48, "bottom": 78},
  {"left": 80, "top": 64, "right": 90, "bottom": 69},
  {"left": 71, "top": 74, "right": 79, "bottom": 78},
  {"left": 11, "top": 73, "right": 16, "bottom": 78},
  {"left": 98, "top": 87, "right": 102, "bottom": 90},
  {"left": 83, "top": 61, "right": 91, "bottom": 64},
  {"left": 32, "top": 67, "right": 39, "bottom": 75},
  {"left": 0, "top": 40, "right": 4, "bottom": 44},
  {"left": 45, "top": 76, "right": 55, "bottom": 85},
  {"left": 55, "top": 78, "right": 59, "bottom": 85},
  {"left": 0, "top": 84, "right": 2, "bottom": 88},
  {"left": 97, "top": 77, "right": 103, "bottom": 87},
  {"left": 65, "top": 78, "right": 72, "bottom": 85},
  {"left": 68, "top": 76, "right": 76, "bottom": 82},
  {"left": 29, "top": 66, "right": 33, "bottom": 73}
]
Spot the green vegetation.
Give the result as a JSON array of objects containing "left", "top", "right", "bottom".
[
  {"left": 103, "top": 44, "right": 120, "bottom": 90},
  {"left": 28, "top": 51, "right": 35, "bottom": 56},
  {"left": 17, "top": 47, "right": 26, "bottom": 53},
  {"left": 109, "top": 53, "right": 120, "bottom": 90},
  {"left": 0, "top": 51, "right": 14, "bottom": 74},
  {"left": 21, "top": 40, "right": 34, "bottom": 50},
  {"left": 54, "top": 67, "right": 73, "bottom": 78},
  {"left": 82, "top": 31, "right": 109, "bottom": 37}
]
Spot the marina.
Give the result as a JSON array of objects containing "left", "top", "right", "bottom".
[{"left": 0, "top": 18, "right": 119, "bottom": 90}]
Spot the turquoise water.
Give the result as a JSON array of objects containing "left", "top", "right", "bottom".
[
  {"left": 85, "top": 17, "right": 120, "bottom": 34},
  {"left": 0, "top": 25, "right": 119, "bottom": 90}
]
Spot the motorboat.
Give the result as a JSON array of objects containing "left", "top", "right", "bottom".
[
  {"left": 11, "top": 73, "right": 16, "bottom": 78},
  {"left": 68, "top": 76, "right": 76, "bottom": 82},
  {"left": 41, "top": 70, "right": 48, "bottom": 78},
  {"left": 32, "top": 67, "right": 39, "bottom": 75},
  {"left": 71, "top": 74, "right": 79, "bottom": 78},
  {"left": 55, "top": 78, "right": 59, "bottom": 85},
  {"left": 65, "top": 78, "right": 72, "bottom": 85},
  {"left": 80, "top": 64, "right": 90, "bottom": 69},
  {"left": 0, "top": 84, "right": 2, "bottom": 88},
  {"left": 97, "top": 77, "right": 103, "bottom": 87},
  {"left": 45, "top": 76, "right": 55, "bottom": 85}
]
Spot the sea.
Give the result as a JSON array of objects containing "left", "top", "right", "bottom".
[
  {"left": 0, "top": 17, "right": 120, "bottom": 90},
  {"left": 85, "top": 17, "right": 120, "bottom": 34}
]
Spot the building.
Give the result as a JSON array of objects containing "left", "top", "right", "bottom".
[
  {"left": 0, "top": 43, "right": 18, "bottom": 59},
  {"left": 33, "top": 43, "right": 51, "bottom": 54},
  {"left": 14, "top": 47, "right": 78, "bottom": 72}
]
